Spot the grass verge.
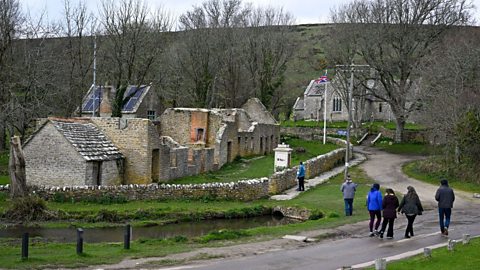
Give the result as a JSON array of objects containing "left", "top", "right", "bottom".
[
  {"left": 375, "top": 141, "right": 431, "bottom": 155},
  {"left": 369, "top": 237, "right": 480, "bottom": 270}
]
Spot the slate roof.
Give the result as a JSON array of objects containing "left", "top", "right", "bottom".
[
  {"left": 293, "top": 97, "right": 304, "bottom": 110},
  {"left": 305, "top": 80, "right": 326, "bottom": 96},
  {"left": 52, "top": 120, "right": 124, "bottom": 161}
]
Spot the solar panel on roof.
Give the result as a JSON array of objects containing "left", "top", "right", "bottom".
[
  {"left": 122, "top": 86, "right": 146, "bottom": 112},
  {"left": 82, "top": 87, "right": 103, "bottom": 112}
]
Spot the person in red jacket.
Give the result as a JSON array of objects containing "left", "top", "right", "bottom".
[{"left": 378, "top": 188, "right": 399, "bottom": 239}]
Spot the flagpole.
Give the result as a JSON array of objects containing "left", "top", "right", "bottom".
[{"left": 323, "top": 70, "right": 327, "bottom": 145}]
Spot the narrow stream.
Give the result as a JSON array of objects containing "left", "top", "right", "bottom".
[{"left": 0, "top": 215, "right": 299, "bottom": 243}]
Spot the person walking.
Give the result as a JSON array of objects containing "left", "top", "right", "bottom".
[
  {"left": 296, "top": 161, "right": 305, "bottom": 191},
  {"left": 435, "top": 179, "right": 455, "bottom": 236},
  {"left": 366, "top": 183, "right": 382, "bottom": 236},
  {"left": 378, "top": 188, "right": 399, "bottom": 239},
  {"left": 341, "top": 175, "right": 358, "bottom": 216},
  {"left": 398, "top": 186, "right": 423, "bottom": 238}
]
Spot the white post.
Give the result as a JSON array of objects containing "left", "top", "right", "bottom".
[
  {"left": 463, "top": 234, "right": 471, "bottom": 244},
  {"left": 423, "top": 247, "right": 432, "bottom": 257},
  {"left": 323, "top": 78, "right": 327, "bottom": 145}
]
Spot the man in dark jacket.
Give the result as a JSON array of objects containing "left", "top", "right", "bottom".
[{"left": 435, "top": 179, "right": 455, "bottom": 236}]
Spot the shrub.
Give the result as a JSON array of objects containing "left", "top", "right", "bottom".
[
  {"left": 308, "top": 209, "right": 324, "bottom": 220},
  {"left": 327, "top": 212, "right": 340, "bottom": 218},
  {"left": 4, "top": 195, "right": 57, "bottom": 222},
  {"left": 95, "top": 209, "right": 120, "bottom": 222}
]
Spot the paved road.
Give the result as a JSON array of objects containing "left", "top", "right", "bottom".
[{"left": 91, "top": 147, "right": 480, "bottom": 270}]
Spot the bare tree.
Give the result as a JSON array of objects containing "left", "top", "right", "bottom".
[
  {"left": 419, "top": 28, "right": 480, "bottom": 163},
  {"left": 244, "top": 6, "right": 295, "bottom": 112},
  {"left": 177, "top": 0, "right": 251, "bottom": 108},
  {"left": 0, "top": 0, "right": 22, "bottom": 151},
  {"left": 60, "top": 0, "right": 96, "bottom": 116},
  {"left": 176, "top": 0, "right": 295, "bottom": 110},
  {"left": 99, "top": 0, "right": 172, "bottom": 116},
  {"left": 330, "top": 0, "right": 472, "bottom": 142}
]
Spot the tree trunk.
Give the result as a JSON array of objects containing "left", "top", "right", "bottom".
[
  {"left": 9, "top": 136, "right": 27, "bottom": 198},
  {"left": 0, "top": 120, "right": 5, "bottom": 152},
  {"left": 394, "top": 117, "right": 405, "bottom": 143}
]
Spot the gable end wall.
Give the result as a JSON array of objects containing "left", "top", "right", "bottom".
[{"left": 24, "top": 123, "right": 87, "bottom": 186}]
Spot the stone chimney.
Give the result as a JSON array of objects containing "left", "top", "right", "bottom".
[{"left": 100, "top": 86, "right": 115, "bottom": 117}]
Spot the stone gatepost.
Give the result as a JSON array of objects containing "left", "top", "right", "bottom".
[{"left": 273, "top": 143, "right": 292, "bottom": 172}]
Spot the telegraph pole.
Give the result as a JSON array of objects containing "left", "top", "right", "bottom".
[{"left": 335, "top": 63, "right": 369, "bottom": 179}]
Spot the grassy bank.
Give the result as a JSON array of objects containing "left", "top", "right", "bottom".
[
  {"left": 403, "top": 160, "right": 480, "bottom": 193},
  {"left": 0, "top": 166, "right": 374, "bottom": 269},
  {"left": 369, "top": 237, "right": 480, "bottom": 270},
  {"left": 170, "top": 138, "right": 339, "bottom": 184},
  {"left": 375, "top": 141, "right": 431, "bottom": 155}
]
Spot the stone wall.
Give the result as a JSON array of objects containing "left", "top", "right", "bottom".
[
  {"left": 24, "top": 122, "right": 88, "bottom": 186},
  {"left": 0, "top": 179, "right": 269, "bottom": 202},
  {"left": 281, "top": 126, "right": 348, "bottom": 141},
  {"left": 6, "top": 137, "right": 348, "bottom": 201},
  {"left": 378, "top": 127, "right": 428, "bottom": 143},
  {"left": 268, "top": 143, "right": 347, "bottom": 194},
  {"left": 92, "top": 118, "right": 156, "bottom": 184}
]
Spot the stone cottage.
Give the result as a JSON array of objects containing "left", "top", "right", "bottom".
[
  {"left": 293, "top": 79, "right": 393, "bottom": 122},
  {"left": 23, "top": 118, "right": 125, "bottom": 186},
  {"left": 81, "top": 84, "right": 162, "bottom": 120},
  {"left": 24, "top": 98, "right": 279, "bottom": 186}
]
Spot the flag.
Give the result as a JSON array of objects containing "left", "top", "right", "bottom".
[{"left": 314, "top": 71, "right": 329, "bottom": 84}]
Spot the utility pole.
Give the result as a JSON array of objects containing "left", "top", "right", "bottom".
[
  {"left": 335, "top": 63, "right": 369, "bottom": 179},
  {"left": 92, "top": 35, "right": 97, "bottom": 117}
]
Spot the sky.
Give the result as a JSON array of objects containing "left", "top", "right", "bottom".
[
  {"left": 20, "top": 0, "right": 359, "bottom": 26},
  {"left": 21, "top": 0, "right": 480, "bottom": 26}
]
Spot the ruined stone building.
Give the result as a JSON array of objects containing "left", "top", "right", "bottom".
[
  {"left": 293, "top": 79, "right": 393, "bottom": 122},
  {"left": 23, "top": 98, "right": 279, "bottom": 187}
]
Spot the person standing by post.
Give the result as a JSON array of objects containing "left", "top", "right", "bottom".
[
  {"left": 378, "top": 188, "right": 399, "bottom": 239},
  {"left": 398, "top": 186, "right": 423, "bottom": 238},
  {"left": 341, "top": 175, "right": 358, "bottom": 216},
  {"left": 296, "top": 161, "right": 305, "bottom": 191},
  {"left": 435, "top": 179, "right": 455, "bottom": 236},
  {"left": 367, "top": 183, "right": 382, "bottom": 236}
]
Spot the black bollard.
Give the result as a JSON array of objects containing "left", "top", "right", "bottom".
[
  {"left": 76, "top": 228, "right": 84, "bottom": 255},
  {"left": 21, "top": 233, "right": 29, "bottom": 260},
  {"left": 124, "top": 224, "right": 131, "bottom": 249}
]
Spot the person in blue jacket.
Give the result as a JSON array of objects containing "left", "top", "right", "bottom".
[
  {"left": 367, "top": 183, "right": 383, "bottom": 236},
  {"left": 296, "top": 161, "right": 305, "bottom": 191}
]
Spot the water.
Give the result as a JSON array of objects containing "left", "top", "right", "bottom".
[{"left": 0, "top": 215, "right": 298, "bottom": 243}]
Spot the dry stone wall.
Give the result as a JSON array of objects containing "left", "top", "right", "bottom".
[{"left": 0, "top": 179, "right": 269, "bottom": 202}]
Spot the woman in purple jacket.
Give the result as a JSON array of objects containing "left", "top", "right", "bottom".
[
  {"left": 379, "top": 188, "right": 400, "bottom": 239},
  {"left": 366, "top": 183, "right": 383, "bottom": 236}
]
